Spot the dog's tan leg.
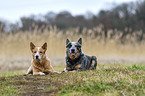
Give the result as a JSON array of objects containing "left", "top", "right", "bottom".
[
  {"left": 53, "top": 71, "right": 61, "bottom": 74},
  {"left": 44, "top": 69, "right": 53, "bottom": 73},
  {"left": 24, "top": 65, "right": 33, "bottom": 75},
  {"left": 44, "top": 67, "right": 61, "bottom": 74},
  {"left": 44, "top": 62, "right": 61, "bottom": 74},
  {"left": 69, "top": 70, "right": 76, "bottom": 72},
  {"left": 33, "top": 68, "right": 45, "bottom": 75},
  {"left": 33, "top": 72, "right": 45, "bottom": 75}
]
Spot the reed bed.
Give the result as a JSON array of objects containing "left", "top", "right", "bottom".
[{"left": 0, "top": 26, "right": 145, "bottom": 71}]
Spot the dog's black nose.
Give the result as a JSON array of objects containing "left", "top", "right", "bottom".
[
  {"left": 71, "top": 49, "right": 75, "bottom": 53},
  {"left": 36, "top": 55, "right": 39, "bottom": 59}
]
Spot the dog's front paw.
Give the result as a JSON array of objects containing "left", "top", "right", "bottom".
[
  {"left": 24, "top": 73, "right": 32, "bottom": 76},
  {"left": 57, "top": 72, "right": 61, "bottom": 74},
  {"left": 39, "top": 72, "right": 45, "bottom": 75},
  {"left": 69, "top": 70, "right": 76, "bottom": 72},
  {"left": 53, "top": 71, "right": 62, "bottom": 74}
]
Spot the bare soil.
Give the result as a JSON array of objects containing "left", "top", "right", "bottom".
[{"left": 12, "top": 75, "right": 62, "bottom": 96}]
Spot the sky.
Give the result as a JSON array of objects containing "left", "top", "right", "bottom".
[{"left": 0, "top": 0, "right": 136, "bottom": 23}]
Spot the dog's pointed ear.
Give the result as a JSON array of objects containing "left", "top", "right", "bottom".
[
  {"left": 66, "top": 38, "right": 70, "bottom": 45},
  {"left": 42, "top": 42, "right": 47, "bottom": 51},
  {"left": 78, "top": 38, "right": 82, "bottom": 45},
  {"left": 30, "top": 42, "right": 36, "bottom": 52}
]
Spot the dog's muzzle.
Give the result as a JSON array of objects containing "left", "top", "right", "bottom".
[{"left": 70, "top": 49, "right": 76, "bottom": 56}]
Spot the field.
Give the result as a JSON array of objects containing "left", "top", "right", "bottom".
[
  {"left": 0, "top": 27, "right": 145, "bottom": 95},
  {"left": 0, "top": 64, "right": 145, "bottom": 96}
]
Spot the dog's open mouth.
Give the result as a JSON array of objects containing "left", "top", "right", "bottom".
[{"left": 71, "top": 53, "right": 76, "bottom": 56}]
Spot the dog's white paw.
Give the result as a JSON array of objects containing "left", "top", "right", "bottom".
[
  {"left": 39, "top": 72, "right": 45, "bottom": 75},
  {"left": 57, "top": 72, "right": 61, "bottom": 74}
]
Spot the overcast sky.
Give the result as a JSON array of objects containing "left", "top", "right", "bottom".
[{"left": 0, "top": 0, "right": 136, "bottom": 23}]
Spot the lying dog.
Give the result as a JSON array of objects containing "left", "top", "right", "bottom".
[
  {"left": 64, "top": 38, "right": 97, "bottom": 72},
  {"left": 24, "top": 42, "right": 59, "bottom": 75}
]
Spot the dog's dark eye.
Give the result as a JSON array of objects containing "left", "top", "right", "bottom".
[
  {"left": 75, "top": 45, "right": 81, "bottom": 48},
  {"left": 34, "top": 51, "right": 37, "bottom": 53},
  {"left": 69, "top": 44, "right": 72, "bottom": 48},
  {"left": 39, "top": 51, "right": 42, "bottom": 53},
  {"left": 66, "top": 43, "right": 72, "bottom": 48}
]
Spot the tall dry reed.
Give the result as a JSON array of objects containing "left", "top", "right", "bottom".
[{"left": 0, "top": 26, "right": 145, "bottom": 71}]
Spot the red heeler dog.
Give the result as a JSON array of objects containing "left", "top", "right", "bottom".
[{"left": 24, "top": 42, "right": 60, "bottom": 75}]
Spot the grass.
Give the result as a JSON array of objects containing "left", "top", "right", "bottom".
[{"left": 0, "top": 63, "right": 145, "bottom": 96}]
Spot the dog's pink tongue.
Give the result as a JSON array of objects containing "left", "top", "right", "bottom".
[{"left": 71, "top": 53, "right": 75, "bottom": 55}]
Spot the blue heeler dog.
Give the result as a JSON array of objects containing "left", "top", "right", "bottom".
[{"left": 63, "top": 38, "right": 97, "bottom": 72}]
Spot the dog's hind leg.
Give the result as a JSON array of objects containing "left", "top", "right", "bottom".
[{"left": 89, "top": 56, "right": 97, "bottom": 70}]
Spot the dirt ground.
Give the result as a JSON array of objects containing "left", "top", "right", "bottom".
[{"left": 12, "top": 75, "right": 62, "bottom": 96}]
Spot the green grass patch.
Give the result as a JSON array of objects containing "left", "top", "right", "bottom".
[
  {"left": 0, "top": 64, "right": 145, "bottom": 96},
  {"left": 127, "top": 64, "right": 145, "bottom": 70},
  {"left": 0, "top": 74, "right": 21, "bottom": 96}
]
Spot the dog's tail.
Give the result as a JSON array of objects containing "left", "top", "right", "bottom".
[{"left": 90, "top": 56, "right": 97, "bottom": 69}]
